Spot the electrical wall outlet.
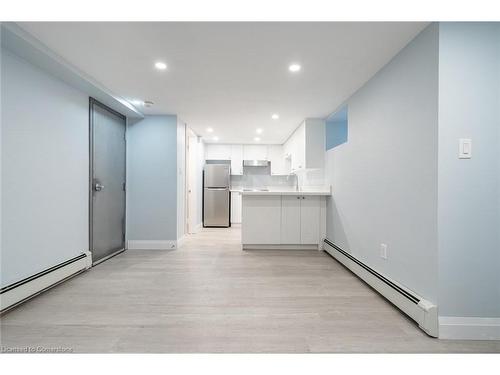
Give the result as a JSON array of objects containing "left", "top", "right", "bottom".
[{"left": 380, "top": 243, "right": 388, "bottom": 260}]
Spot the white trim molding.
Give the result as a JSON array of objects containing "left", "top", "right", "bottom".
[
  {"left": 177, "top": 235, "right": 186, "bottom": 248},
  {"left": 439, "top": 317, "right": 500, "bottom": 340},
  {"left": 243, "top": 244, "right": 319, "bottom": 250},
  {"left": 127, "top": 240, "right": 177, "bottom": 250}
]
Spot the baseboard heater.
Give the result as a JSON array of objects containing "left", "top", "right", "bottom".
[
  {"left": 0, "top": 251, "right": 92, "bottom": 313},
  {"left": 323, "top": 239, "right": 438, "bottom": 337}
]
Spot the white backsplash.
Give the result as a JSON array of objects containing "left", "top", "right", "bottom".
[
  {"left": 231, "top": 166, "right": 296, "bottom": 189},
  {"left": 297, "top": 168, "right": 326, "bottom": 187}
]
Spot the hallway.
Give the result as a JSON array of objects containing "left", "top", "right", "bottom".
[{"left": 1, "top": 227, "right": 499, "bottom": 353}]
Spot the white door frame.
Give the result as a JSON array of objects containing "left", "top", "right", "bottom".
[{"left": 185, "top": 127, "right": 198, "bottom": 233}]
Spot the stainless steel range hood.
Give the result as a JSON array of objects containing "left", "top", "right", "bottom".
[{"left": 243, "top": 160, "right": 270, "bottom": 167}]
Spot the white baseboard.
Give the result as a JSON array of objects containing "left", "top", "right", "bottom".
[
  {"left": 0, "top": 251, "right": 91, "bottom": 312},
  {"left": 186, "top": 223, "right": 202, "bottom": 234},
  {"left": 127, "top": 240, "right": 177, "bottom": 250},
  {"left": 177, "top": 235, "right": 186, "bottom": 248},
  {"left": 439, "top": 317, "right": 500, "bottom": 340}
]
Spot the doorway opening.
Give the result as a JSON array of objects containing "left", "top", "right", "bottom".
[{"left": 185, "top": 127, "right": 200, "bottom": 234}]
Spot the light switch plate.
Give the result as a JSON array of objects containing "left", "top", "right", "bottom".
[
  {"left": 459, "top": 138, "right": 472, "bottom": 159},
  {"left": 380, "top": 244, "right": 388, "bottom": 260}
]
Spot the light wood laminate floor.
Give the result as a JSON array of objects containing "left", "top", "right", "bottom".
[{"left": 1, "top": 226, "right": 499, "bottom": 353}]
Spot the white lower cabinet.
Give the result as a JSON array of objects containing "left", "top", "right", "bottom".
[
  {"left": 241, "top": 195, "right": 281, "bottom": 244},
  {"left": 281, "top": 195, "right": 320, "bottom": 244},
  {"left": 231, "top": 191, "right": 242, "bottom": 224},
  {"left": 299, "top": 196, "right": 321, "bottom": 244},
  {"left": 242, "top": 194, "right": 325, "bottom": 247},
  {"left": 281, "top": 196, "right": 301, "bottom": 244}
]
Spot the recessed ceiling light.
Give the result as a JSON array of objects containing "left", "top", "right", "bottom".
[
  {"left": 154, "top": 61, "right": 167, "bottom": 70},
  {"left": 288, "top": 63, "right": 301, "bottom": 72},
  {"left": 271, "top": 114, "right": 279, "bottom": 120},
  {"left": 144, "top": 100, "right": 154, "bottom": 108},
  {"left": 254, "top": 137, "right": 261, "bottom": 142},
  {"left": 212, "top": 136, "right": 219, "bottom": 141},
  {"left": 207, "top": 127, "right": 214, "bottom": 133},
  {"left": 256, "top": 128, "right": 263, "bottom": 134}
]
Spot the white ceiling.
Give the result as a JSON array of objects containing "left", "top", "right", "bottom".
[{"left": 18, "top": 22, "right": 428, "bottom": 144}]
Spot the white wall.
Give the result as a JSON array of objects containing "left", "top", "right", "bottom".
[
  {"left": 1, "top": 48, "right": 89, "bottom": 287},
  {"left": 126, "top": 115, "right": 178, "bottom": 243},
  {"left": 325, "top": 24, "right": 439, "bottom": 302},
  {"left": 177, "top": 120, "right": 186, "bottom": 240},
  {"left": 437, "top": 22, "right": 500, "bottom": 319}
]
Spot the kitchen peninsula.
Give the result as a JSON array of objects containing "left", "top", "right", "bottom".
[{"left": 240, "top": 188, "right": 331, "bottom": 250}]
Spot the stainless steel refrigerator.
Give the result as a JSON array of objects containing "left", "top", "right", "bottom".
[{"left": 203, "top": 164, "right": 230, "bottom": 227}]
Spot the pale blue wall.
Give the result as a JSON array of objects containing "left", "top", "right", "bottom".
[
  {"left": 325, "top": 22, "right": 500, "bottom": 319},
  {"left": 126, "top": 115, "right": 178, "bottom": 241},
  {"left": 1, "top": 48, "right": 89, "bottom": 287},
  {"left": 325, "top": 24, "right": 439, "bottom": 302},
  {"left": 438, "top": 22, "right": 500, "bottom": 318},
  {"left": 326, "top": 106, "right": 348, "bottom": 150}
]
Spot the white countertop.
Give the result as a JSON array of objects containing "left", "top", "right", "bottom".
[{"left": 231, "top": 188, "right": 331, "bottom": 196}]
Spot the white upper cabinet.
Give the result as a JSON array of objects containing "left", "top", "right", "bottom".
[
  {"left": 267, "top": 145, "right": 287, "bottom": 175},
  {"left": 205, "top": 144, "right": 231, "bottom": 160},
  {"left": 243, "top": 145, "right": 268, "bottom": 160},
  {"left": 230, "top": 145, "right": 243, "bottom": 175},
  {"left": 285, "top": 118, "right": 325, "bottom": 172},
  {"left": 304, "top": 119, "right": 326, "bottom": 169},
  {"left": 204, "top": 119, "right": 324, "bottom": 174},
  {"left": 290, "top": 124, "right": 305, "bottom": 172}
]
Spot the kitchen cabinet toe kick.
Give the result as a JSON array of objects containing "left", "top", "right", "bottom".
[{"left": 242, "top": 244, "right": 321, "bottom": 250}]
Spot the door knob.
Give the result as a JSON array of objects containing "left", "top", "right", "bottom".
[{"left": 94, "top": 182, "right": 105, "bottom": 191}]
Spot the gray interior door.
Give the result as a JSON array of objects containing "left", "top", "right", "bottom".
[{"left": 90, "top": 99, "right": 126, "bottom": 264}]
